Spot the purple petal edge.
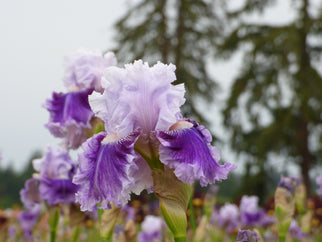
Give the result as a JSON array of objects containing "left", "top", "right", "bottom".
[
  {"left": 157, "top": 120, "right": 236, "bottom": 186},
  {"left": 73, "top": 131, "right": 140, "bottom": 211}
]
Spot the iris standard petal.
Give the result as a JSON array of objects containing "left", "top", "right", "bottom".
[
  {"left": 157, "top": 120, "right": 236, "bottom": 186},
  {"left": 63, "top": 48, "right": 117, "bottom": 92},
  {"left": 73, "top": 131, "right": 140, "bottom": 211},
  {"left": 89, "top": 60, "right": 185, "bottom": 137},
  {"left": 33, "top": 145, "right": 76, "bottom": 180}
]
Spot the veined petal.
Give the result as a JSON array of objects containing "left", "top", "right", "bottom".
[
  {"left": 73, "top": 131, "right": 140, "bottom": 211},
  {"left": 44, "top": 89, "right": 93, "bottom": 127},
  {"left": 157, "top": 120, "right": 236, "bottom": 186},
  {"left": 44, "top": 89, "right": 94, "bottom": 149},
  {"left": 89, "top": 60, "right": 185, "bottom": 137},
  {"left": 128, "top": 156, "right": 153, "bottom": 195}
]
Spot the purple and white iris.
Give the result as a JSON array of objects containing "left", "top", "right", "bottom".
[
  {"left": 138, "top": 215, "right": 163, "bottom": 242},
  {"left": 240, "top": 195, "right": 274, "bottom": 227},
  {"left": 33, "top": 145, "right": 78, "bottom": 206},
  {"left": 63, "top": 48, "right": 117, "bottom": 93},
  {"left": 288, "top": 219, "right": 305, "bottom": 240},
  {"left": 44, "top": 48, "right": 117, "bottom": 149},
  {"left": 278, "top": 176, "right": 301, "bottom": 195},
  {"left": 44, "top": 88, "right": 94, "bottom": 149},
  {"left": 217, "top": 203, "right": 240, "bottom": 233},
  {"left": 73, "top": 60, "right": 236, "bottom": 211}
]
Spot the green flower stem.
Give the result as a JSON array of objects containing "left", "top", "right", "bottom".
[
  {"left": 100, "top": 237, "right": 112, "bottom": 242},
  {"left": 49, "top": 207, "right": 60, "bottom": 242},
  {"left": 278, "top": 235, "right": 286, "bottom": 242},
  {"left": 153, "top": 167, "right": 191, "bottom": 242},
  {"left": 188, "top": 189, "right": 196, "bottom": 233},
  {"left": 71, "top": 225, "right": 80, "bottom": 242},
  {"left": 174, "top": 235, "right": 187, "bottom": 242}
]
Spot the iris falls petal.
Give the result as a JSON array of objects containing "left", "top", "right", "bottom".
[
  {"left": 39, "top": 178, "right": 78, "bottom": 206},
  {"left": 44, "top": 89, "right": 94, "bottom": 149},
  {"left": 157, "top": 120, "right": 236, "bottom": 186},
  {"left": 20, "top": 178, "right": 41, "bottom": 211},
  {"left": 73, "top": 131, "right": 140, "bottom": 211}
]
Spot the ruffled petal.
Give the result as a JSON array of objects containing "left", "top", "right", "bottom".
[
  {"left": 157, "top": 120, "right": 236, "bottom": 186},
  {"left": 20, "top": 178, "right": 41, "bottom": 211},
  {"left": 44, "top": 89, "right": 94, "bottom": 149},
  {"left": 73, "top": 131, "right": 140, "bottom": 211},
  {"left": 33, "top": 145, "right": 76, "bottom": 180},
  {"left": 128, "top": 156, "right": 153, "bottom": 195},
  {"left": 89, "top": 60, "right": 185, "bottom": 137},
  {"left": 63, "top": 48, "right": 117, "bottom": 92}
]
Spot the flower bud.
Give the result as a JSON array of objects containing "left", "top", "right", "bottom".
[
  {"left": 99, "top": 203, "right": 121, "bottom": 240},
  {"left": 152, "top": 167, "right": 192, "bottom": 241},
  {"left": 275, "top": 176, "right": 296, "bottom": 241}
]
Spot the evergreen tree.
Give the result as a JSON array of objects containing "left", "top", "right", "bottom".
[
  {"left": 219, "top": 0, "right": 322, "bottom": 193},
  {"left": 114, "top": 0, "right": 225, "bottom": 124}
]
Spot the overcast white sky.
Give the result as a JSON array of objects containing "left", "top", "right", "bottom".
[
  {"left": 0, "top": 0, "right": 319, "bottom": 177},
  {"left": 0, "top": 0, "right": 126, "bottom": 170}
]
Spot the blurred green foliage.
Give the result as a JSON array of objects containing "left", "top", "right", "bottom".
[
  {"left": 113, "top": 0, "right": 225, "bottom": 126},
  {"left": 0, "top": 151, "right": 41, "bottom": 208},
  {"left": 218, "top": 0, "right": 322, "bottom": 193}
]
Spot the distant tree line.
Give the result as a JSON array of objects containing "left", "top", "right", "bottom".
[
  {"left": 0, "top": 151, "right": 41, "bottom": 208},
  {"left": 114, "top": 0, "right": 322, "bottom": 199}
]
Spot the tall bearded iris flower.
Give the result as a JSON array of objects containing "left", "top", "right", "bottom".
[
  {"left": 44, "top": 48, "right": 117, "bottom": 149},
  {"left": 33, "top": 145, "right": 78, "bottom": 206},
  {"left": 73, "top": 60, "right": 236, "bottom": 211}
]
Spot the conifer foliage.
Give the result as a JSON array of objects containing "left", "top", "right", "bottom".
[
  {"left": 114, "top": 0, "right": 224, "bottom": 124},
  {"left": 219, "top": 0, "right": 322, "bottom": 192}
]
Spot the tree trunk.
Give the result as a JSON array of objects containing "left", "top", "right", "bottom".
[{"left": 297, "top": 0, "right": 311, "bottom": 194}]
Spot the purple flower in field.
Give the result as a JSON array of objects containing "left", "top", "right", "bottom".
[
  {"left": 239, "top": 195, "right": 273, "bottom": 227},
  {"left": 121, "top": 204, "right": 136, "bottom": 222},
  {"left": 236, "top": 229, "right": 260, "bottom": 242},
  {"left": 20, "top": 178, "right": 41, "bottom": 212},
  {"left": 8, "top": 226, "right": 16, "bottom": 239},
  {"left": 288, "top": 219, "right": 305, "bottom": 240},
  {"left": 217, "top": 203, "right": 240, "bottom": 233},
  {"left": 44, "top": 48, "right": 116, "bottom": 149},
  {"left": 63, "top": 48, "right": 117, "bottom": 93},
  {"left": 73, "top": 60, "right": 236, "bottom": 211},
  {"left": 33, "top": 145, "right": 78, "bottom": 206},
  {"left": 18, "top": 208, "right": 40, "bottom": 240},
  {"left": 278, "top": 175, "right": 301, "bottom": 195},
  {"left": 138, "top": 215, "right": 163, "bottom": 242},
  {"left": 316, "top": 176, "right": 322, "bottom": 197}
]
